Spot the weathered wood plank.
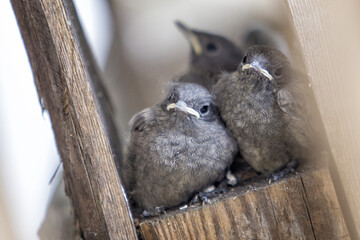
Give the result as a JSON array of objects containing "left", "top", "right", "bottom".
[
  {"left": 267, "top": 178, "right": 314, "bottom": 239},
  {"left": 11, "top": 0, "right": 137, "bottom": 239},
  {"left": 284, "top": 0, "right": 360, "bottom": 238},
  {"left": 140, "top": 165, "right": 349, "bottom": 240},
  {"left": 301, "top": 169, "right": 349, "bottom": 240}
]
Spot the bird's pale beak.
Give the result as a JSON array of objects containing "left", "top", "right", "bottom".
[
  {"left": 242, "top": 63, "right": 274, "bottom": 81},
  {"left": 167, "top": 100, "right": 200, "bottom": 119},
  {"left": 175, "top": 21, "right": 202, "bottom": 55}
]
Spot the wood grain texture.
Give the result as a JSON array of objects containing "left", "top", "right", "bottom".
[
  {"left": 284, "top": 0, "right": 360, "bottom": 238},
  {"left": 11, "top": 0, "right": 137, "bottom": 239},
  {"left": 140, "top": 167, "right": 349, "bottom": 240}
]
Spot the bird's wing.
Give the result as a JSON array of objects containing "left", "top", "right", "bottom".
[
  {"left": 123, "top": 107, "right": 155, "bottom": 193},
  {"left": 276, "top": 70, "right": 326, "bottom": 149},
  {"left": 276, "top": 88, "right": 297, "bottom": 116},
  {"left": 276, "top": 70, "right": 311, "bottom": 117},
  {"left": 128, "top": 107, "right": 155, "bottom": 132}
]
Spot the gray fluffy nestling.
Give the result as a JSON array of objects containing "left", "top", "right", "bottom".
[
  {"left": 175, "top": 21, "right": 243, "bottom": 90},
  {"left": 122, "top": 82, "right": 238, "bottom": 212},
  {"left": 213, "top": 45, "right": 321, "bottom": 176}
]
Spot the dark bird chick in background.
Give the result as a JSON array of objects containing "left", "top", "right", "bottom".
[
  {"left": 122, "top": 82, "right": 237, "bottom": 214},
  {"left": 241, "top": 26, "right": 286, "bottom": 53},
  {"left": 176, "top": 21, "right": 243, "bottom": 90},
  {"left": 213, "top": 46, "right": 319, "bottom": 179}
]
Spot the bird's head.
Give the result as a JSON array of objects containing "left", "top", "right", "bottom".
[
  {"left": 175, "top": 21, "right": 243, "bottom": 79},
  {"left": 239, "top": 45, "right": 290, "bottom": 86},
  {"left": 164, "top": 82, "right": 217, "bottom": 122}
]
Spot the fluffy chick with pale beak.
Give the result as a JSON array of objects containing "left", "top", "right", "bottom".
[
  {"left": 122, "top": 83, "right": 237, "bottom": 213},
  {"left": 176, "top": 21, "right": 243, "bottom": 90},
  {"left": 213, "top": 46, "right": 320, "bottom": 177}
]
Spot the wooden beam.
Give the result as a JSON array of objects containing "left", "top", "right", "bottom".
[
  {"left": 11, "top": 0, "right": 137, "bottom": 239},
  {"left": 140, "top": 162, "right": 349, "bottom": 239},
  {"left": 284, "top": 0, "right": 360, "bottom": 238}
]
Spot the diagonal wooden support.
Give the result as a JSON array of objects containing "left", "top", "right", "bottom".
[{"left": 11, "top": 0, "right": 137, "bottom": 239}]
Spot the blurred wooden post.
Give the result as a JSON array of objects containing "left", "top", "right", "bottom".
[
  {"left": 11, "top": 0, "right": 137, "bottom": 239},
  {"left": 284, "top": 0, "right": 360, "bottom": 239}
]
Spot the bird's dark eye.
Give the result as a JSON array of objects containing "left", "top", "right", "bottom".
[
  {"left": 168, "top": 92, "right": 176, "bottom": 103},
  {"left": 206, "top": 43, "right": 217, "bottom": 52},
  {"left": 274, "top": 67, "right": 283, "bottom": 77},
  {"left": 200, "top": 105, "right": 209, "bottom": 114},
  {"left": 242, "top": 55, "right": 247, "bottom": 64}
]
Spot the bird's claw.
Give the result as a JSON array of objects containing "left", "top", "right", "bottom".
[
  {"left": 268, "top": 160, "right": 297, "bottom": 183},
  {"left": 190, "top": 185, "right": 220, "bottom": 205},
  {"left": 142, "top": 206, "right": 166, "bottom": 217},
  {"left": 226, "top": 170, "right": 238, "bottom": 186}
]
